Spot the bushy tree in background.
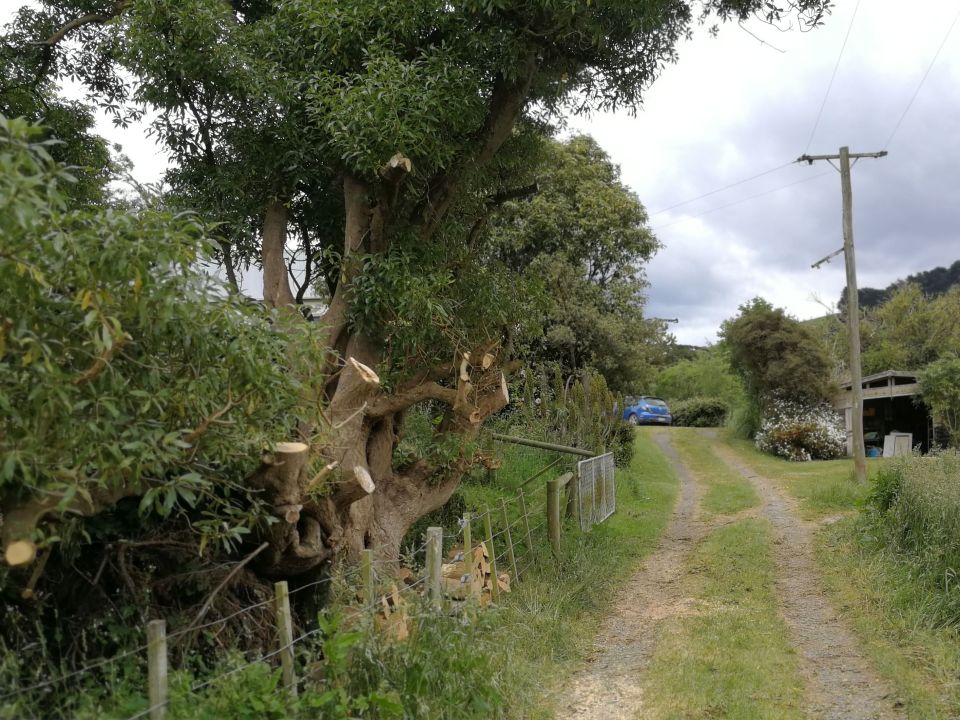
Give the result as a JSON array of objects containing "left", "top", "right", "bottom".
[
  {"left": 720, "top": 298, "right": 835, "bottom": 440},
  {"left": 654, "top": 346, "right": 743, "bottom": 405},
  {"left": 721, "top": 298, "right": 834, "bottom": 408},
  {"left": 919, "top": 358, "right": 960, "bottom": 447},
  {"left": 486, "top": 135, "right": 665, "bottom": 392},
  {"left": 861, "top": 284, "right": 960, "bottom": 376}
]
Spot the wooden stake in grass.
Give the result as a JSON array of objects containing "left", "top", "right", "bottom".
[
  {"left": 483, "top": 508, "right": 499, "bottom": 602},
  {"left": 274, "top": 580, "right": 297, "bottom": 698},
  {"left": 426, "top": 527, "right": 443, "bottom": 608},
  {"left": 462, "top": 513, "right": 472, "bottom": 586},
  {"left": 519, "top": 489, "right": 533, "bottom": 562},
  {"left": 146, "top": 619, "right": 167, "bottom": 720},
  {"left": 547, "top": 477, "right": 562, "bottom": 558},
  {"left": 500, "top": 498, "right": 519, "bottom": 584}
]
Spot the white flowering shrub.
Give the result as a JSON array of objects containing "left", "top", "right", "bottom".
[{"left": 755, "top": 399, "right": 846, "bottom": 461}]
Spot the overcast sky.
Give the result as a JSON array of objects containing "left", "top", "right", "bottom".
[{"left": 4, "top": 1, "right": 959, "bottom": 344}]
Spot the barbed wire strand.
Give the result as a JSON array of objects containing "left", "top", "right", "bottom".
[{"left": 0, "top": 644, "right": 150, "bottom": 701}]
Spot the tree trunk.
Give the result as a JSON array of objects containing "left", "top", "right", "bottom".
[{"left": 262, "top": 199, "right": 296, "bottom": 309}]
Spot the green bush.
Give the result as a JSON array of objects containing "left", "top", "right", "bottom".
[
  {"left": 727, "top": 398, "right": 761, "bottom": 439},
  {"left": 0, "top": 116, "right": 330, "bottom": 557},
  {"left": 670, "top": 397, "right": 728, "bottom": 427}
]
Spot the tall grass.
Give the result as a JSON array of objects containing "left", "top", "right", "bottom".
[{"left": 864, "top": 451, "right": 960, "bottom": 626}]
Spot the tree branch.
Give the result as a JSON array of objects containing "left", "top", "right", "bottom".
[
  {"left": 34, "top": 13, "right": 115, "bottom": 47},
  {"left": 367, "top": 381, "right": 458, "bottom": 418}
]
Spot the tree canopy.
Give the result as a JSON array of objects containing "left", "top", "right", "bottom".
[
  {"left": 486, "top": 135, "right": 665, "bottom": 391},
  {"left": 1, "top": 0, "right": 833, "bottom": 586},
  {"left": 720, "top": 298, "right": 834, "bottom": 408}
]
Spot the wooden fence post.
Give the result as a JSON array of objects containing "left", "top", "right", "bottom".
[
  {"left": 146, "top": 619, "right": 167, "bottom": 720},
  {"left": 462, "top": 512, "right": 472, "bottom": 585},
  {"left": 361, "top": 548, "right": 375, "bottom": 607},
  {"left": 274, "top": 580, "right": 297, "bottom": 698},
  {"left": 547, "top": 477, "right": 562, "bottom": 558},
  {"left": 500, "top": 498, "right": 519, "bottom": 584},
  {"left": 483, "top": 508, "right": 499, "bottom": 602},
  {"left": 518, "top": 489, "right": 533, "bottom": 557},
  {"left": 426, "top": 527, "right": 443, "bottom": 608}
]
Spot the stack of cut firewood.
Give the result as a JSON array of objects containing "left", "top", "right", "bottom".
[{"left": 441, "top": 541, "right": 509, "bottom": 606}]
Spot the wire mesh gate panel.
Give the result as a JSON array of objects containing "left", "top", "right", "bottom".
[{"left": 576, "top": 453, "right": 616, "bottom": 530}]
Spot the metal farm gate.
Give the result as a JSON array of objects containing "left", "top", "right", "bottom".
[{"left": 576, "top": 452, "right": 616, "bottom": 530}]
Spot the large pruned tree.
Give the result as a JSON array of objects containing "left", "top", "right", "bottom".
[{"left": 3, "top": 0, "right": 832, "bottom": 576}]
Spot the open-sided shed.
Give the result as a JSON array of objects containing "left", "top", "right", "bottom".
[{"left": 833, "top": 370, "right": 933, "bottom": 456}]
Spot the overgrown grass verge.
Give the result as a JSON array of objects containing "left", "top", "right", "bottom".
[
  {"left": 477, "top": 428, "right": 677, "bottom": 717},
  {"left": 670, "top": 428, "right": 758, "bottom": 517},
  {"left": 816, "top": 518, "right": 960, "bottom": 718},
  {"left": 642, "top": 518, "right": 806, "bottom": 719},
  {"left": 722, "top": 434, "right": 868, "bottom": 520},
  {"left": 715, "top": 442, "right": 960, "bottom": 717},
  {"left": 2, "top": 432, "right": 676, "bottom": 720}
]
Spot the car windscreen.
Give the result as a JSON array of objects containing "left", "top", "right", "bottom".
[{"left": 644, "top": 399, "right": 668, "bottom": 407}]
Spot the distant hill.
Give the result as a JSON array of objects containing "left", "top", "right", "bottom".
[{"left": 839, "top": 259, "right": 960, "bottom": 310}]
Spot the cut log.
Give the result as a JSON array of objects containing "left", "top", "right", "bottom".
[
  {"left": 275, "top": 504, "right": 303, "bottom": 524},
  {"left": 459, "top": 355, "right": 471, "bottom": 383},
  {"left": 347, "top": 357, "right": 380, "bottom": 387},
  {"left": 379, "top": 152, "right": 413, "bottom": 184},
  {"left": 481, "top": 352, "right": 495, "bottom": 370},
  {"left": 334, "top": 465, "right": 376, "bottom": 506},
  {"left": 5, "top": 540, "right": 36, "bottom": 567}
]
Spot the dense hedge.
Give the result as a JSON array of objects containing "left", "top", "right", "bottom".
[
  {"left": 669, "top": 397, "right": 728, "bottom": 427},
  {"left": 0, "top": 115, "right": 325, "bottom": 574}
]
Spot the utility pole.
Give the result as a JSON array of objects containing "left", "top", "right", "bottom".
[{"left": 799, "top": 147, "right": 887, "bottom": 484}]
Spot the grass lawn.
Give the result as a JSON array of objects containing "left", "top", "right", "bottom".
[
  {"left": 670, "top": 428, "right": 758, "bottom": 517},
  {"left": 642, "top": 518, "right": 806, "bottom": 720},
  {"left": 721, "top": 434, "right": 871, "bottom": 520}
]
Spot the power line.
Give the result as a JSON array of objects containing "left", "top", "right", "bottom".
[
  {"left": 883, "top": 5, "right": 960, "bottom": 149},
  {"left": 804, "top": 0, "right": 863, "bottom": 154},
  {"left": 656, "top": 170, "right": 832, "bottom": 229},
  {"left": 649, "top": 161, "right": 794, "bottom": 216}
]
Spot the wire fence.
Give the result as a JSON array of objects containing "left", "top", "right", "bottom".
[{"left": 2, "top": 444, "right": 609, "bottom": 720}]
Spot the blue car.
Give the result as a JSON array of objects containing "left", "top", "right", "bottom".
[{"left": 622, "top": 396, "right": 672, "bottom": 426}]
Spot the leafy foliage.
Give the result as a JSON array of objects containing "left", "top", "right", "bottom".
[
  {"left": 720, "top": 298, "right": 834, "bottom": 409},
  {"left": 486, "top": 135, "right": 663, "bottom": 392},
  {"left": 860, "top": 284, "right": 960, "bottom": 376},
  {"left": 670, "top": 397, "right": 729, "bottom": 427},
  {"left": 654, "top": 347, "right": 743, "bottom": 405},
  {"left": 919, "top": 357, "right": 960, "bottom": 447},
  {"left": 0, "top": 115, "right": 322, "bottom": 558},
  {"left": 754, "top": 399, "right": 846, "bottom": 462}
]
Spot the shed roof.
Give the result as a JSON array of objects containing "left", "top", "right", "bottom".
[{"left": 837, "top": 369, "right": 919, "bottom": 390}]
